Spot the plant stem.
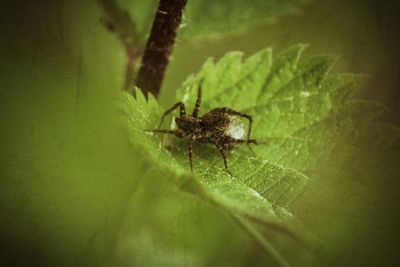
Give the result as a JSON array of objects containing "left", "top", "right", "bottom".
[
  {"left": 232, "top": 214, "right": 291, "bottom": 267},
  {"left": 99, "top": 0, "right": 141, "bottom": 94},
  {"left": 136, "top": 0, "right": 187, "bottom": 98}
]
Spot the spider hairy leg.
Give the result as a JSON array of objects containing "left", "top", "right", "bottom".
[
  {"left": 159, "top": 102, "right": 186, "bottom": 128},
  {"left": 192, "top": 84, "right": 202, "bottom": 118},
  {"left": 215, "top": 144, "right": 233, "bottom": 177},
  {"left": 188, "top": 137, "right": 194, "bottom": 171},
  {"left": 230, "top": 138, "right": 258, "bottom": 155},
  {"left": 144, "top": 129, "right": 182, "bottom": 137}
]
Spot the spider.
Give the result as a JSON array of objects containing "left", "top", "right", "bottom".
[{"left": 145, "top": 84, "right": 257, "bottom": 176}]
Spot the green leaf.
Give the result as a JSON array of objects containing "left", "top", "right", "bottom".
[
  {"left": 120, "top": 45, "right": 400, "bottom": 266},
  {"left": 120, "top": 90, "right": 307, "bottom": 266},
  {"left": 120, "top": 91, "right": 303, "bottom": 223}
]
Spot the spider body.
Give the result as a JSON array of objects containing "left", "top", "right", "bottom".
[{"left": 146, "top": 85, "right": 257, "bottom": 176}]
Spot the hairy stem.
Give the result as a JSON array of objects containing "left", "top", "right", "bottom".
[{"left": 136, "top": 0, "right": 187, "bottom": 98}]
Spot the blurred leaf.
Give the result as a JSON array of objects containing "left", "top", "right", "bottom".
[
  {"left": 181, "top": 0, "right": 311, "bottom": 38},
  {"left": 107, "top": 0, "right": 310, "bottom": 44},
  {"left": 109, "top": 0, "right": 158, "bottom": 44},
  {"left": 99, "top": 0, "right": 139, "bottom": 43}
]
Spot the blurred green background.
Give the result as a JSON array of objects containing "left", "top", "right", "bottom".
[{"left": 0, "top": 0, "right": 399, "bottom": 266}]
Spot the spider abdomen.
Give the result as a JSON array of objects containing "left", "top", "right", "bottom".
[
  {"left": 224, "top": 116, "right": 245, "bottom": 140},
  {"left": 198, "top": 111, "right": 246, "bottom": 149},
  {"left": 202, "top": 111, "right": 245, "bottom": 138}
]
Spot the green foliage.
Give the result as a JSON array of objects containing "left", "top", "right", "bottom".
[
  {"left": 120, "top": 44, "right": 399, "bottom": 265},
  {"left": 120, "top": 88, "right": 304, "bottom": 228},
  {"left": 2, "top": 1, "right": 399, "bottom": 266}
]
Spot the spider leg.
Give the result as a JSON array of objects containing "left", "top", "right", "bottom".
[
  {"left": 229, "top": 138, "right": 258, "bottom": 156},
  {"left": 246, "top": 139, "right": 257, "bottom": 156},
  {"left": 231, "top": 138, "right": 258, "bottom": 145},
  {"left": 192, "top": 84, "right": 202, "bottom": 118},
  {"left": 159, "top": 102, "right": 186, "bottom": 128},
  {"left": 215, "top": 144, "right": 233, "bottom": 177},
  {"left": 212, "top": 108, "right": 253, "bottom": 142},
  {"left": 188, "top": 137, "right": 194, "bottom": 172},
  {"left": 144, "top": 129, "right": 182, "bottom": 137}
]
